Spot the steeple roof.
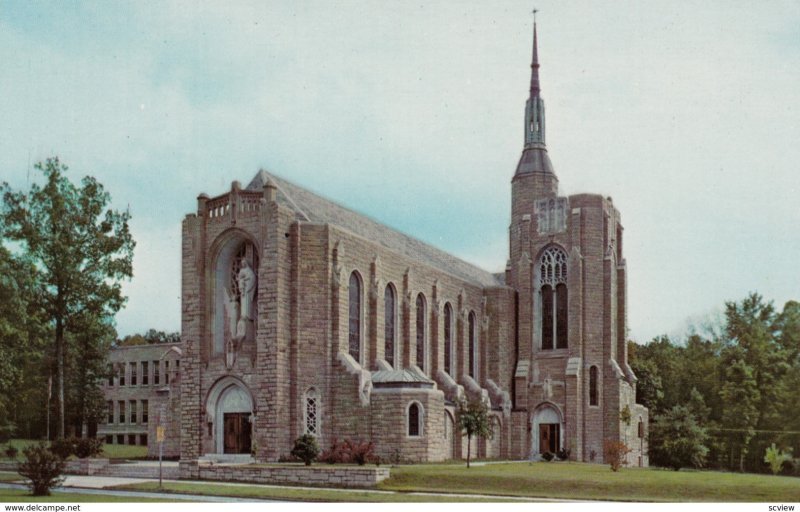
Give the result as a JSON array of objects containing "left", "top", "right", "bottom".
[{"left": 515, "top": 15, "right": 555, "bottom": 177}]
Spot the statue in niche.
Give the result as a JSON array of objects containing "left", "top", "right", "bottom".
[{"left": 235, "top": 258, "right": 256, "bottom": 341}]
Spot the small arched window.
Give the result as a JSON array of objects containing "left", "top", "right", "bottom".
[
  {"left": 638, "top": 418, "right": 644, "bottom": 439},
  {"left": 304, "top": 388, "right": 319, "bottom": 436},
  {"left": 444, "top": 303, "right": 453, "bottom": 375},
  {"left": 416, "top": 294, "right": 426, "bottom": 371},
  {"left": 348, "top": 272, "right": 362, "bottom": 362},
  {"left": 589, "top": 365, "right": 599, "bottom": 406},
  {"left": 384, "top": 285, "right": 396, "bottom": 367},
  {"left": 468, "top": 312, "right": 477, "bottom": 378},
  {"left": 408, "top": 402, "right": 422, "bottom": 437},
  {"left": 540, "top": 247, "right": 568, "bottom": 350}
]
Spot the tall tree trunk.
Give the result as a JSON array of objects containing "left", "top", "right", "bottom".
[
  {"left": 467, "top": 434, "right": 472, "bottom": 468},
  {"left": 56, "top": 317, "right": 65, "bottom": 439}
]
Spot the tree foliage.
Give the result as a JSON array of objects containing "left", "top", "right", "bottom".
[
  {"left": 456, "top": 398, "right": 493, "bottom": 468},
  {"left": 648, "top": 405, "right": 709, "bottom": 470},
  {"left": 1, "top": 157, "right": 134, "bottom": 438},
  {"left": 630, "top": 293, "right": 800, "bottom": 473},
  {"left": 290, "top": 434, "right": 320, "bottom": 466}
]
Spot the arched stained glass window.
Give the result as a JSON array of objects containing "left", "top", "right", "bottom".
[
  {"left": 416, "top": 294, "right": 426, "bottom": 371},
  {"left": 589, "top": 365, "right": 599, "bottom": 406},
  {"left": 304, "top": 388, "right": 319, "bottom": 435},
  {"left": 348, "top": 272, "right": 362, "bottom": 362},
  {"left": 408, "top": 402, "right": 422, "bottom": 437},
  {"left": 444, "top": 303, "right": 453, "bottom": 375},
  {"left": 468, "top": 312, "right": 477, "bottom": 378},
  {"left": 539, "top": 247, "right": 568, "bottom": 350},
  {"left": 384, "top": 285, "right": 396, "bottom": 367}
]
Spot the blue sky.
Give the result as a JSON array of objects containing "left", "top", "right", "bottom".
[{"left": 1, "top": 1, "right": 798, "bottom": 343}]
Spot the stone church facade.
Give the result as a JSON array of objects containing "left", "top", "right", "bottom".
[{"left": 176, "top": 23, "right": 648, "bottom": 473}]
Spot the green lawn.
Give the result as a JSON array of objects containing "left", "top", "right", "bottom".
[
  {"left": 380, "top": 462, "right": 800, "bottom": 502},
  {"left": 1, "top": 439, "right": 147, "bottom": 460},
  {"left": 0, "top": 471, "right": 22, "bottom": 482},
  {"left": 113, "top": 481, "right": 521, "bottom": 502},
  {"left": 0, "top": 488, "right": 182, "bottom": 502}
]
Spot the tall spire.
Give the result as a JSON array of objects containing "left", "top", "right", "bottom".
[
  {"left": 515, "top": 10, "right": 554, "bottom": 177},
  {"left": 530, "top": 11, "right": 540, "bottom": 97}
]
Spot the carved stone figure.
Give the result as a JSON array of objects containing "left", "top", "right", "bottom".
[{"left": 236, "top": 258, "right": 256, "bottom": 341}]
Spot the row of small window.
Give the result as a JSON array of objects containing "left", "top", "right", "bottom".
[
  {"left": 107, "top": 360, "right": 179, "bottom": 387},
  {"left": 104, "top": 434, "right": 147, "bottom": 446},
  {"left": 348, "top": 273, "right": 480, "bottom": 378},
  {"left": 107, "top": 400, "right": 149, "bottom": 425}
]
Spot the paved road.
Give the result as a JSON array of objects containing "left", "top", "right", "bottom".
[{"left": 2, "top": 474, "right": 572, "bottom": 502}]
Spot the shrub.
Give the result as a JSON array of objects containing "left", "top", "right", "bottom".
[
  {"left": 290, "top": 434, "right": 320, "bottom": 466},
  {"left": 764, "top": 444, "right": 792, "bottom": 475},
  {"left": 318, "top": 438, "right": 348, "bottom": 464},
  {"left": 17, "top": 444, "right": 66, "bottom": 496},
  {"left": 344, "top": 439, "right": 375, "bottom": 466},
  {"left": 5, "top": 445, "right": 19, "bottom": 459},
  {"left": 541, "top": 451, "right": 555, "bottom": 462},
  {"left": 557, "top": 448, "right": 571, "bottom": 461},
  {"left": 49, "top": 438, "right": 77, "bottom": 460},
  {"left": 278, "top": 453, "right": 301, "bottom": 463},
  {"left": 603, "top": 439, "right": 631, "bottom": 472},
  {"left": 75, "top": 437, "right": 104, "bottom": 459}
]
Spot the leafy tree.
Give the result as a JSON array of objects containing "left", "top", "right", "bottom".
[
  {"left": 719, "top": 358, "right": 760, "bottom": 471},
  {"left": 1, "top": 157, "right": 135, "bottom": 438},
  {"left": 603, "top": 439, "right": 631, "bottom": 472},
  {"left": 648, "top": 405, "right": 709, "bottom": 470},
  {"left": 456, "top": 398, "right": 493, "bottom": 468}
]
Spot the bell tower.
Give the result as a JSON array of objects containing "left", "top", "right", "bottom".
[{"left": 510, "top": 17, "right": 559, "bottom": 271}]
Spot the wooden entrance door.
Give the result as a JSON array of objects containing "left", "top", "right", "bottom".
[
  {"left": 539, "top": 423, "right": 560, "bottom": 454},
  {"left": 223, "top": 413, "right": 252, "bottom": 454}
]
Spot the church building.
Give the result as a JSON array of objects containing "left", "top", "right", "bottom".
[{"left": 177, "top": 22, "right": 648, "bottom": 474}]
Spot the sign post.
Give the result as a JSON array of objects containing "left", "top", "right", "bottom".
[{"left": 157, "top": 425, "right": 165, "bottom": 488}]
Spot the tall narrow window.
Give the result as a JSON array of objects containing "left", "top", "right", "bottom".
[
  {"left": 444, "top": 303, "right": 453, "bottom": 375},
  {"left": 107, "top": 401, "right": 114, "bottom": 424},
  {"left": 107, "top": 365, "right": 114, "bottom": 386},
  {"left": 153, "top": 361, "right": 160, "bottom": 385},
  {"left": 118, "top": 401, "right": 125, "bottom": 424},
  {"left": 589, "top": 365, "right": 598, "bottom": 406},
  {"left": 129, "top": 400, "right": 137, "bottom": 424},
  {"left": 416, "top": 294, "right": 426, "bottom": 371},
  {"left": 305, "top": 388, "right": 319, "bottom": 436},
  {"left": 119, "top": 365, "right": 125, "bottom": 386},
  {"left": 556, "top": 283, "right": 568, "bottom": 349},
  {"left": 468, "top": 312, "right": 477, "bottom": 378},
  {"left": 130, "top": 362, "right": 137, "bottom": 386},
  {"left": 384, "top": 285, "right": 396, "bottom": 367},
  {"left": 539, "top": 246, "right": 568, "bottom": 350},
  {"left": 164, "top": 360, "right": 170, "bottom": 385},
  {"left": 542, "top": 286, "right": 554, "bottom": 350},
  {"left": 408, "top": 403, "right": 421, "bottom": 437},
  {"left": 142, "top": 361, "right": 149, "bottom": 386},
  {"left": 348, "top": 272, "right": 362, "bottom": 362},
  {"left": 142, "top": 400, "right": 149, "bottom": 424}
]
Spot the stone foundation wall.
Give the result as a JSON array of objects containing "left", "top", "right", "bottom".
[{"left": 179, "top": 461, "right": 389, "bottom": 487}]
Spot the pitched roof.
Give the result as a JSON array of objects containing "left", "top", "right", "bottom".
[{"left": 247, "top": 170, "right": 502, "bottom": 288}]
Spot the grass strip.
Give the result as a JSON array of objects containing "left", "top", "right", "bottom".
[
  {"left": 113, "top": 480, "right": 520, "bottom": 502},
  {"left": 380, "top": 462, "right": 800, "bottom": 502}
]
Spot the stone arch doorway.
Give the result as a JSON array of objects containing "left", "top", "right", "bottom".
[
  {"left": 206, "top": 377, "right": 255, "bottom": 455},
  {"left": 531, "top": 403, "right": 563, "bottom": 458}
]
